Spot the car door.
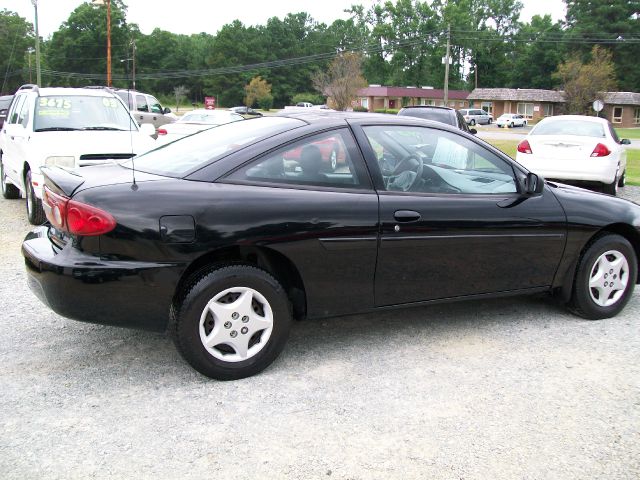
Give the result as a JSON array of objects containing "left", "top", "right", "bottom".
[
  {"left": 353, "top": 122, "right": 567, "bottom": 307},
  {"left": 222, "top": 128, "right": 379, "bottom": 317},
  {"left": 2, "top": 94, "right": 28, "bottom": 186},
  {"left": 147, "top": 95, "right": 168, "bottom": 128}
]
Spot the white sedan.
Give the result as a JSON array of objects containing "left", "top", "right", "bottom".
[
  {"left": 496, "top": 113, "right": 527, "bottom": 128},
  {"left": 515, "top": 115, "right": 630, "bottom": 195},
  {"left": 156, "top": 109, "right": 244, "bottom": 143}
]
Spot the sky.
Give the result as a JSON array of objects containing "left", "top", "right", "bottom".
[{"left": 3, "top": 0, "right": 567, "bottom": 38}]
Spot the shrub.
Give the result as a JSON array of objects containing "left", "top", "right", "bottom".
[
  {"left": 258, "top": 94, "right": 273, "bottom": 111},
  {"left": 374, "top": 108, "right": 399, "bottom": 114},
  {"left": 353, "top": 105, "right": 368, "bottom": 112}
]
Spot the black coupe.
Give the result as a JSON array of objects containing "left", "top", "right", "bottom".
[{"left": 21, "top": 112, "right": 640, "bottom": 380}]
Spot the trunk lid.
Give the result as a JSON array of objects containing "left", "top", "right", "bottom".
[
  {"left": 42, "top": 163, "right": 167, "bottom": 197},
  {"left": 527, "top": 135, "right": 599, "bottom": 161}
]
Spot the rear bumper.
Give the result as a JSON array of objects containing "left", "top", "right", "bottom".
[
  {"left": 516, "top": 155, "right": 618, "bottom": 184},
  {"left": 22, "top": 227, "right": 184, "bottom": 331}
]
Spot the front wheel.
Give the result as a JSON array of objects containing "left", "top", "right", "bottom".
[
  {"left": 469, "top": 119, "right": 476, "bottom": 126},
  {"left": 173, "top": 265, "right": 292, "bottom": 380},
  {"left": 569, "top": 234, "right": 637, "bottom": 319},
  {"left": 1, "top": 159, "right": 20, "bottom": 199},
  {"left": 25, "top": 170, "right": 46, "bottom": 224}
]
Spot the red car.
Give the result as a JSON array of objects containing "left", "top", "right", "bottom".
[{"left": 283, "top": 135, "right": 345, "bottom": 172}]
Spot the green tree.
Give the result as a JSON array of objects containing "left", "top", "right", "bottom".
[
  {"left": 564, "top": 0, "right": 640, "bottom": 91},
  {"left": 553, "top": 45, "right": 617, "bottom": 114},
  {"left": 509, "top": 15, "right": 564, "bottom": 89},
  {"left": 0, "top": 10, "right": 34, "bottom": 92}
]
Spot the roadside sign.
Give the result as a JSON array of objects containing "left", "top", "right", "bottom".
[
  {"left": 592, "top": 100, "right": 604, "bottom": 112},
  {"left": 204, "top": 97, "right": 216, "bottom": 110}
]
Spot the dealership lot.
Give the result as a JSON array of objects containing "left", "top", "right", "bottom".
[{"left": 1, "top": 190, "right": 639, "bottom": 479}]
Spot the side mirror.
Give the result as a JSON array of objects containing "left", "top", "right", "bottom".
[
  {"left": 164, "top": 107, "right": 172, "bottom": 114},
  {"left": 621, "top": 138, "right": 631, "bottom": 145},
  {"left": 469, "top": 128, "right": 477, "bottom": 135},
  {"left": 139, "top": 123, "right": 156, "bottom": 137},
  {"left": 524, "top": 172, "right": 544, "bottom": 194}
]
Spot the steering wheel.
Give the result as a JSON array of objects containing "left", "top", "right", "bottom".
[{"left": 387, "top": 154, "right": 424, "bottom": 192}]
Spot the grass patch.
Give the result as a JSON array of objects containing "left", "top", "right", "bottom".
[
  {"left": 482, "top": 139, "right": 518, "bottom": 158},
  {"left": 615, "top": 128, "right": 640, "bottom": 140},
  {"left": 627, "top": 148, "right": 640, "bottom": 185}
]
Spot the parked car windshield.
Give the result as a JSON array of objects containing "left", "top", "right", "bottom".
[
  {"left": 34, "top": 95, "right": 135, "bottom": 131},
  {"left": 126, "top": 117, "right": 305, "bottom": 177},
  {"left": 531, "top": 119, "right": 605, "bottom": 137},
  {"left": 398, "top": 108, "right": 456, "bottom": 126}
]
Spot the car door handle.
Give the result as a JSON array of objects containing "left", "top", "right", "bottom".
[{"left": 394, "top": 210, "right": 421, "bottom": 222}]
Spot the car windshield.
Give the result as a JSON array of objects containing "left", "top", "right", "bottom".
[
  {"left": 399, "top": 109, "right": 456, "bottom": 126},
  {"left": 532, "top": 119, "right": 605, "bottom": 137},
  {"left": 124, "top": 117, "right": 305, "bottom": 177},
  {"left": 0, "top": 97, "right": 12, "bottom": 109},
  {"left": 180, "top": 113, "right": 241, "bottom": 124},
  {"left": 34, "top": 95, "right": 135, "bottom": 131}
]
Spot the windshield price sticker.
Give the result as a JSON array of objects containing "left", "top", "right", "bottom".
[{"left": 38, "top": 97, "right": 72, "bottom": 117}]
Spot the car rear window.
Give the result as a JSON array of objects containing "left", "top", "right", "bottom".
[
  {"left": 531, "top": 119, "right": 605, "bottom": 137},
  {"left": 125, "top": 117, "right": 305, "bottom": 177},
  {"left": 398, "top": 109, "right": 456, "bottom": 126}
]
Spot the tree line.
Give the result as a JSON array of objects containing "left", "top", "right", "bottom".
[{"left": 1, "top": 0, "right": 638, "bottom": 108}]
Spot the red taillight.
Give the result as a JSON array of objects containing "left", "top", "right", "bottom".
[
  {"left": 517, "top": 139, "right": 532, "bottom": 154},
  {"left": 591, "top": 143, "right": 611, "bottom": 157},
  {"left": 157, "top": 128, "right": 167, "bottom": 135},
  {"left": 42, "top": 185, "right": 116, "bottom": 236}
]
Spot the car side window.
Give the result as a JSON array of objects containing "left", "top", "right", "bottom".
[
  {"left": 136, "top": 95, "right": 148, "bottom": 112},
  {"left": 148, "top": 96, "right": 163, "bottom": 114},
  {"left": 363, "top": 125, "right": 518, "bottom": 195},
  {"left": 8, "top": 95, "right": 26, "bottom": 125},
  {"left": 227, "top": 129, "right": 369, "bottom": 190},
  {"left": 18, "top": 97, "right": 30, "bottom": 127}
]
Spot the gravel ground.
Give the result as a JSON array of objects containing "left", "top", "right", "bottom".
[{"left": 1, "top": 189, "right": 639, "bottom": 480}]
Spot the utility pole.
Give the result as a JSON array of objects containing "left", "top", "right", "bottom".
[
  {"left": 443, "top": 24, "right": 451, "bottom": 105},
  {"left": 31, "top": 0, "right": 41, "bottom": 86},
  {"left": 106, "top": 0, "right": 111, "bottom": 86}
]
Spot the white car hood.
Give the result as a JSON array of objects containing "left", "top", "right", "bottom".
[{"left": 30, "top": 130, "right": 156, "bottom": 165}]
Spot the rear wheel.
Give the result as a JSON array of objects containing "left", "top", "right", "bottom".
[
  {"left": 488, "top": 118, "right": 492, "bottom": 124},
  {"left": 617, "top": 170, "right": 626, "bottom": 188},
  {"left": 509, "top": 122, "right": 514, "bottom": 128},
  {"left": 569, "top": 234, "right": 637, "bottom": 319},
  {"left": 173, "top": 265, "right": 292, "bottom": 380},
  {"left": 1, "top": 159, "right": 20, "bottom": 199},
  {"left": 25, "top": 170, "right": 45, "bottom": 224}
]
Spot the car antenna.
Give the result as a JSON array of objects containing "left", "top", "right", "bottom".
[{"left": 124, "top": 77, "right": 138, "bottom": 191}]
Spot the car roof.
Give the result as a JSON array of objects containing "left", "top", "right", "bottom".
[
  {"left": 399, "top": 106, "right": 455, "bottom": 112},
  {"left": 276, "top": 110, "right": 465, "bottom": 134},
  {"left": 30, "top": 87, "right": 117, "bottom": 97}
]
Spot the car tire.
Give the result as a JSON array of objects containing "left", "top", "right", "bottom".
[
  {"left": 569, "top": 234, "right": 637, "bottom": 320},
  {"left": 173, "top": 265, "right": 292, "bottom": 380},
  {"left": 25, "top": 170, "right": 46, "bottom": 224},
  {"left": 1, "top": 159, "right": 20, "bottom": 200},
  {"left": 509, "top": 122, "right": 514, "bottom": 128},
  {"left": 470, "top": 119, "right": 476, "bottom": 126},
  {"left": 617, "top": 170, "right": 626, "bottom": 188},
  {"left": 603, "top": 177, "right": 618, "bottom": 196},
  {"left": 488, "top": 118, "right": 492, "bottom": 124}
]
